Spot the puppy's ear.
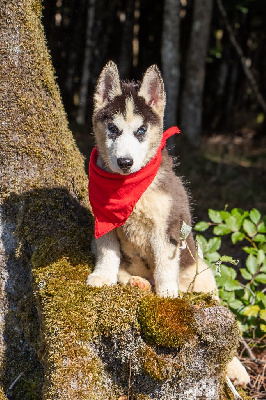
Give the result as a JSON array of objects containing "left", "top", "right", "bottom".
[
  {"left": 94, "top": 61, "right": 122, "bottom": 111},
  {"left": 138, "top": 65, "right": 165, "bottom": 115}
]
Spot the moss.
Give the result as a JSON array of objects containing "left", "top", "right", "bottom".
[
  {"left": 0, "top": 387, "right": 7, "bottom": 400},
  {"left": 138, "top": 344, "right": 181, "bottom": 381},
  {"left": 0, "top": 0, "right": 89, "bottom": 202},
  {"left": 220, "top": 382, "right": 253, "bottom": 400},
  {"left": 182, "top": 291, "right": 220, "bottom": 308},
  {"left": 31, "top": 253, "right": 145, "bottom": 397},
  {"left": 138, "top": 295, "right": 197, "bottom": 347}
]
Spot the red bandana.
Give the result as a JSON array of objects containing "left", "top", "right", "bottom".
[{"left": 89, "top": 126, "right": 180, "bottom": 238}]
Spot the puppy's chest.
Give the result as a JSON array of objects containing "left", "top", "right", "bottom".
[{"left": 118, "top": 186, "right": 172, "bottom": 252}]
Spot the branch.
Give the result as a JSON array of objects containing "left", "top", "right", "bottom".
[{"left": 216, "top": 0, "right": 266, "bottom": 113}]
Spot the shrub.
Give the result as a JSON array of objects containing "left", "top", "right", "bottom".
[{"left": 194, "top": 207, "right": 266, "bottom": 338}]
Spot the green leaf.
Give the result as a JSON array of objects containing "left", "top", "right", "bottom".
[
  {"left": 196, "top": 234, "right": 208, "bottom": 247},
  {"left": 246, "top": 254, "right": 258, "bottom": 274},
  {"left": 230, "top": 209, "right": 242, "bottom": 222},
  {"left": 258, "top": 221, "right": 266, "bottom": 233},
  {"left": 261, "top": 260, "right": 266, "bottom": 273},
  {"left": 220, "top": 211, "right": 231, "bottom": 220},
  {"left": 216, "top": 276, "right": 227, "bottom": 288},
  {"left": 250, "top": 208, "right": 261, "bottom": 224},
  {"left": 256, "top": 292, "right": 266, "bottom": 307},
  {"left": 257, "top": 249, "right": 265, "bottom": 265},
  {"left": 260, "top": 324, "right": 266, "bottom": 332},
  {"left": 226, "top": 216, "right": 240, "bottom": 232},
  {"left": 255, "top": 273, "right": 266, "bottom": 284},
  {"left": 260, "top": 309, "right": 266, "bottom": 321},
  {"left": 243, "top": 219, "right": 256, "bottom": 237},
  {"left": 243, "top": 247, "right": 257, "bottom": 255},
  {"left": 231, "top": 208, "right": 244, "bottom": 216},
  {"left": 213, "top": 224, "right": 231, "bottom": 235},
  {"left": 231, "top": 231, "right": 245, "bottom": 244},
  {"left": 259, "top": 243, "right": 266, "bottom": 252},
  {"left": 220, "top": 264, "right": 237, "bottom": 279},
  {"left": 224, "top": 279, "right": 241, "bottom": 291},
  {"left": 218, "top": 290, "right": 235, "bottom": 302},
  {"left": 220, "top": 255, "right": 239, "bottom": 265},
  {"left": 229, "top": 299, "right": 243, "bottom": 310},
  {"left": 206, "top": 252, "right": 220, "bottom": 263},
  {"left": 242, "top": 305, "right": 260, "bottom": 317},
  {"left": 194, "top": 221, "right": 209, "bottom": 231},
  {"left": 207, "top": 237, "right": 221, "bottom": 252},
  {"left": 241, "top": 323, "right": 250, "bottom": 333},
  {"left": 240, "top": 268, "right": 252, "bottom": 280},
  {"left": 208, "top": 209, "right": 223, "bottom": 223},
  {"left": 253, "top": 234, "right": 266, "bottom": 242}
]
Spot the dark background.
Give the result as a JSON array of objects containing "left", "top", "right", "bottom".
[{"left": 42, "top": 0, "right": 266, "bottom": 220}]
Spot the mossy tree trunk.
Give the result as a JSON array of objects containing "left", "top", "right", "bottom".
[
  {"left": 0, "top": 1, "right": 91, "bottom": 398},
  {"left": 0, "top": 2, "right": 244, "bottom": 399}
]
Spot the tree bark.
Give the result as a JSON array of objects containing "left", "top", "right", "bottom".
[
  {"left": 0, "top": 1, "right": 243, "bottom": 399},
  {"left": 76, "top": 0, "right": 96, "bottom": 125},
  {"left": 64, "top": 0, "right": 87, "bottom": 113},
  {"left": 181, "top": 0, "right": 213, "bottom": 146},
  {"left": 0, "top": 0, "right": 91, "bottom": 397},
  {"left": 118, "top": 0, "right": 135, "bottom": 79},
  {"left": 162, "top": 0, "right": 180, "bottom": 134}
]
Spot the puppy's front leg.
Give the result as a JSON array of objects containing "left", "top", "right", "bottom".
[
  {"left": 151, "top": 232, "right": 180, "bottom": 298},
  {"left": 86, "top": 230, "right": 120, "bottom": 288}
]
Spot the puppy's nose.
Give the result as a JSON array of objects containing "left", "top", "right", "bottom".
[{"left": 117, "top": 157, "right": 133, "bottom": 171}]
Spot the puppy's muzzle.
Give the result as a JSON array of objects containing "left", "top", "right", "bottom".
[{"left": 117, "top": 157, "right": 134, "bottom": 172}]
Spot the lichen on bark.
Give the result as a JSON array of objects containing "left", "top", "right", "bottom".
[{"left": 0, "top": 1, "right": 251, "bottom": 399}]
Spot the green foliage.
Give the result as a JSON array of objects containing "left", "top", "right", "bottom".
[{"left": 195, "top": 207, "right": 266, "bottom": 338}]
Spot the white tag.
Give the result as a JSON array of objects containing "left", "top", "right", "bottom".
[{"left": 180, "top": 221, "right": 192, "bottom": 240}]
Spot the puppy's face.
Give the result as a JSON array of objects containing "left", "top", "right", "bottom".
[{"left": 93, "top": 62, "right": 166, "bottom": 175}]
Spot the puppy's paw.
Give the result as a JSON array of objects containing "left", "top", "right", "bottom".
[
  {"left": 128, "top": 276, "right": 152, "bottom": 292},
  {"left": 227, "top": 357, "right": 250, "bottom": 387},
  {"left": 155, "top": 282, "right": 179, "bottom": 298},
  {"left": 86, "top": 273, "right": 116, "bottom": 288}
]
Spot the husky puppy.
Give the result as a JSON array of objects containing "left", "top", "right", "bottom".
[{"left": 87, "top": 61, "right": 250, "bottom": 386}]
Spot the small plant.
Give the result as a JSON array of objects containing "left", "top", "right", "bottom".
[{"left": 194, "top": 207, "right": 266, "bottom": 338}]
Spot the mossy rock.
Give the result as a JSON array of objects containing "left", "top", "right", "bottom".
[
  {"left": 138, "top": 296, "right": 197, "bottom": 347},
  {"left": 32, "top": 249, "right": 242, "bottom": 398},
  {"left": 1, "top": 186, "right": 246, "bottom": 398}
]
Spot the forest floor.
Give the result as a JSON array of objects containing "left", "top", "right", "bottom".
[{"left": 73, "top": 124, "right": 266, "bottom": 400}]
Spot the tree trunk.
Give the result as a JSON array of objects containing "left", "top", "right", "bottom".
[
  {"left": 161, "top": 0, "right": 180, "bottom": 137},
  {"left": 64, "top": 0, "right": 87, "bottom": 114},
  {"left": 118, "top": 0, "right": 135, "bottom": 79},
  {"left": 0, "top": 1, "right": 243, "bottom": 399},
  {"left": 0, "top": 0, "right": 91, "bottom": 397},
  {"left": 76, "top": 0, "right": 96, "bottom": 125},
  {"left": 181, "top": 0, "right": 213, "bottom": 146}
]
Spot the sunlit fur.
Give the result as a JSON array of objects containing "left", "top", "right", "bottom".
[{"left": 87, "top": 61, "right": 250, "bottom": 387}]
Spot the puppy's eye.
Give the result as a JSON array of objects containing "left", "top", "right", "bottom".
[
  {"left": 135, "top": 125, "right": 146, "bottom": 139},
  {"left": 108, "top": 123, "right": 119, "bottom": 135}
]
